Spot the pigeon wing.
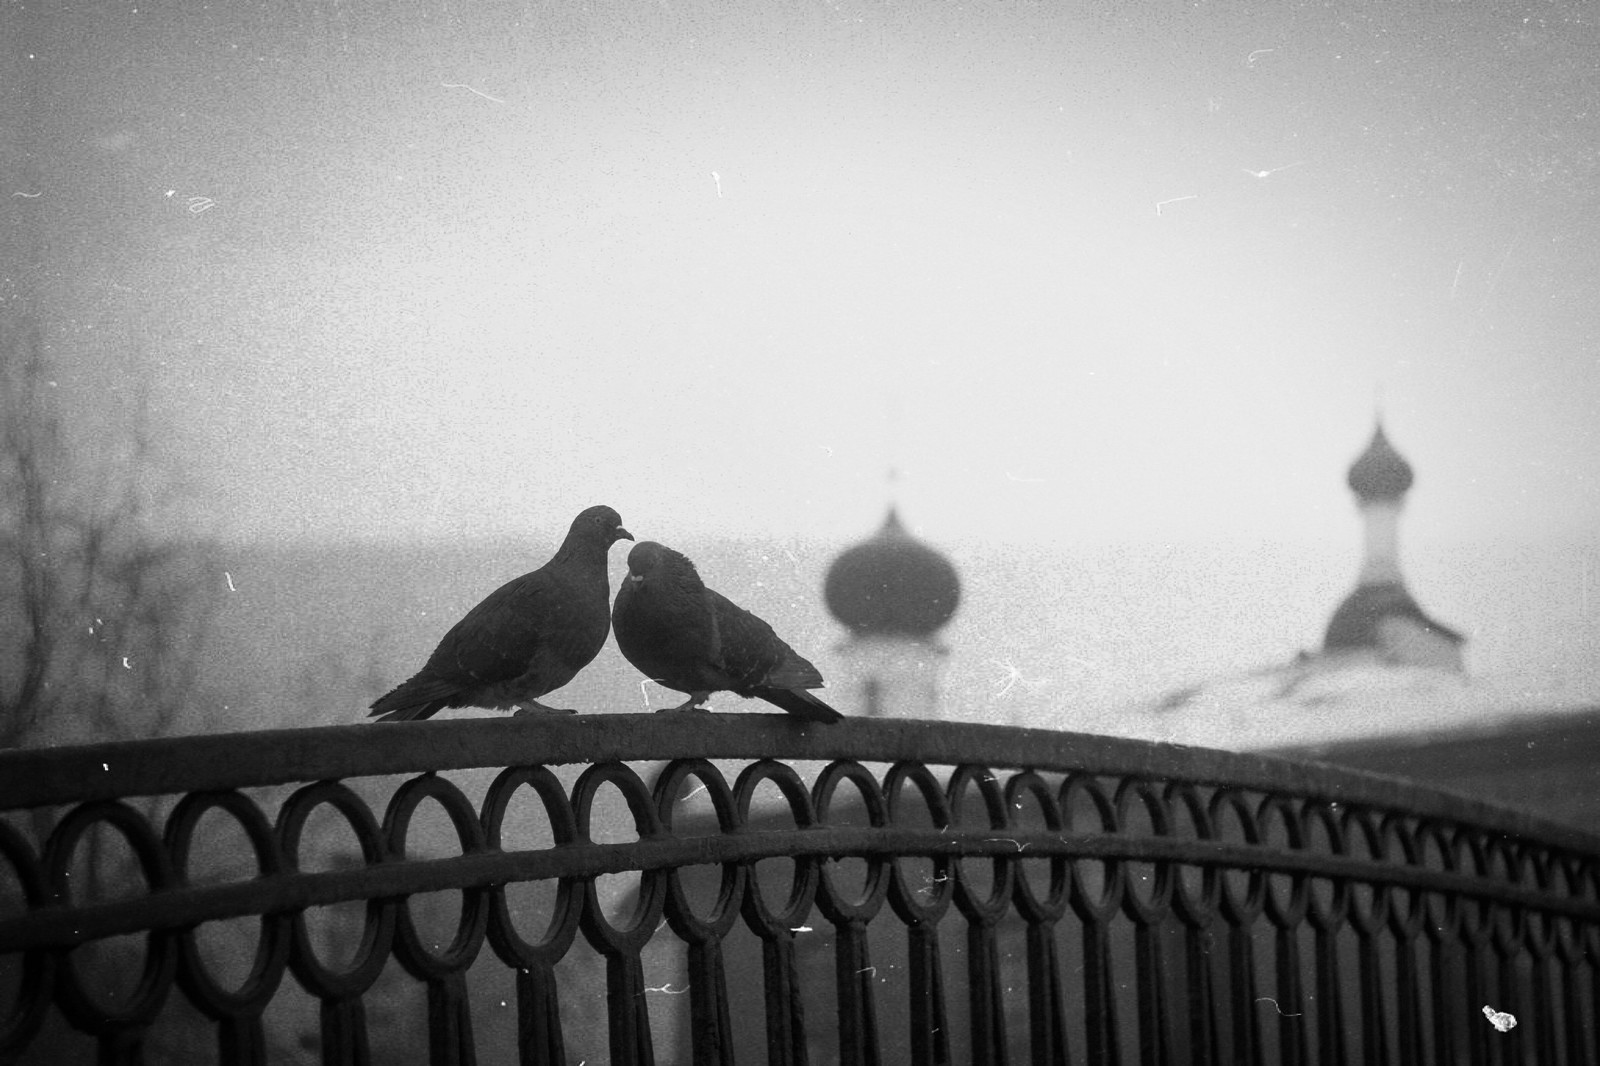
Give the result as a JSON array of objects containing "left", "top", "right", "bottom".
[
  {"left": 705, "top": 590, "right": 824, "bottom": 691},
  {"left": 425, "top": 571, "right": 561, "bottom": 685},
  {"left": 705, "top": 590, "right": 841, "bottom": 721}
]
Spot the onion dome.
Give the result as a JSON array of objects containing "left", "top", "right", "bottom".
[
  {"left": 824, "top": 508, "right": 960, "bottom": 639},
  {"left": 1347, "top": 424, "right": 1414, "bottom": 501}
]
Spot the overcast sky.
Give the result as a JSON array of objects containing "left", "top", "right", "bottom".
[{"left": 4, "top": 0, "right": 1597, "bottom": 552}]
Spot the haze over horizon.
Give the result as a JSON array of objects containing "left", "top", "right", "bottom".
[{"left": 3, "top": 1, "right": 1596, "bottom": 730}]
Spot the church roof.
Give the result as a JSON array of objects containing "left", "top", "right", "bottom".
[{"left": 1323, "top": 580, "right": 1464, "bottom": 651}]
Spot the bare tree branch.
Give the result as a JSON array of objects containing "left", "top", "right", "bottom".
[{"left": 0, "top": 316, "right": 218, "bottom": 748}]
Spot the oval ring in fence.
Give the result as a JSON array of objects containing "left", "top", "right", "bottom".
[
  {"left": 1380, "top": 814, "right": 1427, "bottom": 942},
  {"left": 1587, "top": 860, "right": 1600, "bottom": 962},
  {"left": 1165, "top": 781, "right": 1220, "bottom": 928},
  {"left": 571, "top": 761, "right": 667, "bottom": 955},
  {"left": 43, "top": 799, "right": 177, "bottom": 1033},
  {"left": 0, "top": 818, "right": 53, "bottom": 1057},
  {"left": 480, "top": 765, "right": 583, "bottom": 970},
  {"left": 1208, "top": 788, "right": 1264, "bottom": 925},
  {"left": 1339, "top": 806, "right": 1389, "bottom": 935},
  {"left": 1520, "top": 843, "right": 1560, "bottom": 960},
  {"left": 1452, "top": 827, "right": 1494, "bottom": 948},
  {"left": 883, "top": 760, "right": 954, "bottom": 926},
  {"left": 165, "top": 790, "right": 290, "bottom": 1019},
  {"left": 277, "top": 780, "right": 395, "bottom": 1000},
  {"left": 1299, "top": 800, "right": 1348, "bottom": 932},
  {"left": 655, "top": 759, "right": 746, "bottom": 941},
  {"left": 1005, "top": 770, "right": 1067, "bottom": 923},
  {"left": 1060, "top": 773, "right": 1123, "bottom": 922},
  {"left": 1554, "top": 856, "right": 1592, "bottom": 962},
  {"left": 1484, "top": 835, "right": 1527, "bottom": 953},
  {"left": 732, "top": 759, "right": 819, "bottom": 936},
  {"left": 945, "top": 765, "right": 1015, "bottom": 925},
  {"left": 1257, "top": 794, "right": 1308, "bottom": 929},
  {"left": 383, "top": 773, "right": 490, "bottom": 980},
  {"left": 1414, "top": 820, "right": 1459, "bottom": 941},
  {"left": 1114, "top": 779, "right": 1174, "bottom": 925},
  {"left": 812, "top": 760, "right": 891, "bottom": 924}
]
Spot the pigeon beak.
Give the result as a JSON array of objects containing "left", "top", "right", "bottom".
[
  {"left": 614, "top": 526, "right": 634, "bottom": 543},
  {"left": 627, "top": 572, "right": 644, "bottom": 584}
]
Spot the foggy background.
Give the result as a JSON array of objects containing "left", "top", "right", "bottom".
[{"left": 3, "top": 0, "right": 1597, "bottom": 743}]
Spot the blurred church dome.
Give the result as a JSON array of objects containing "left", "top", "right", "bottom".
[
  {"left": 824, "top": 508, "right": 960, "bottom": 639},
  {"left": 1346, "top": 423, "right": 1414, "bottom": 501}
]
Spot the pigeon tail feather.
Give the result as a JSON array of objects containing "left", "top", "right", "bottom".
[
  {"left": 754, "top": 687, "right": 844, "bottom": 723},
  {"left": 369, "top": 675, "right": 460, "bottom": 722}
]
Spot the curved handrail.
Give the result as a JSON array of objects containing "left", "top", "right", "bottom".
[{"left": 3, "top": 713, "right": 1597, "bottom": 853}]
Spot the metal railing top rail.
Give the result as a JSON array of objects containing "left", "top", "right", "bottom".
[{"left": 3, "top": 713, "right": 1596, "bottom": 854}]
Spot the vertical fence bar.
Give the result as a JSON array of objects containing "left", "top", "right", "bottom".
[
  {"left": 1182, "top": 923, "right": 1219, "bottom": 1066},
  {"left": 907, "top": 922, "right": 951, "bottom": 1066},
  {"left": 1226, "top": 922, "right": 1261, "bottom": 1066},
  {"left": 425, "top": 971, "right": 477, "bottom": 1066},
  {"left": 1269, "top": 925, "right": 1306, "bottom": 1066},
  {"left": 684, "top": 936, "right": 736, "bottom": 1066},
  {"left": 1528, "top": 949, "right": 1557, "bottom": 1066},
  {"left": 1465, "top": 922, "right": 1494, "bottom": 1066},
  {"left": 759, "top": 929, "right": 810, "bottom": 1066},
  {"left": 965, "top": 918, "right": 1008, "bottom": 1066},
  {"left": 1356, "top": 926, "right": 1389, "bottom": 1066},
  {"left": 514, "top": 964, "right": 567, "bottom": 1066},
  {"left": 320, "top": 995, "right": 372, "bottom": 1066},
  {"left": 1494, "top": 943, "right": 1520, "bottom": 1066},
  {"left": 1132, "top": 921, "right": 1170, "bottom": 1066},
  {"left": 1558, "top": 943, "right": 1592, "bottom": 1066},
  {"left": 1024, "top": 920, "right": 1068, "bottom": 1066},
  {"left": 1082, "top": 918, "right": 1122, "bottom": 1066},
  {"left": 833, "top": 916, "right": 882, "bottom": 1066},
  {"left": 1312, "top": 925, "right": 1346, "bottom": 1063},
  {"left": 98, "top": 1025, "right": 145, "bottom": 1066},
  {"left": 1392, "top": 933, "right": 1425, "bottom": 1064},
  {"left": 216, "top": 1013, "right": 267, "bottom": 1066},
  {"left": 1428, "top": 932, "right": 1458, "bottom": 1064},
  {"left": 603, "top": 951, "right": 655, "bottom": 1066}
]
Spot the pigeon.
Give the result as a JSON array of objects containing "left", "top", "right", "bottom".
[
  {"left": 612, "top": 540, "right": 843, "bottom": 723},
  {"left": 368, "top": 505, "right": 633, "bottom": 722}
]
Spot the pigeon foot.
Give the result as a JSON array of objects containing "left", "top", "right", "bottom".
[
  {"left": 513, "top": 702, "right": 579, "bottom": 716},
  {"left": 655, "top": 694, "right": 712, "bottom": 713}
]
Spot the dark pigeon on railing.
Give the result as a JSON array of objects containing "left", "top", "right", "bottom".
[
  {"left": 612, "top": 540, "right": 843, "bottom": 723},
  {"left": 368, "top": 505, "right": 633, "bottom": 721}
]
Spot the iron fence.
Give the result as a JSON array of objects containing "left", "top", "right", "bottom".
[{"left": 1, "top": 714, "right": 1597, "bottom": 1064}]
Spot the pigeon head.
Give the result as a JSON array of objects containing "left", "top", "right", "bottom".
[
  {"left": 625, "top": 541, "right": 705, "bottom": 592},
  {"left": 570, "top": 505, "right": 633, "bottom": 546}
]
